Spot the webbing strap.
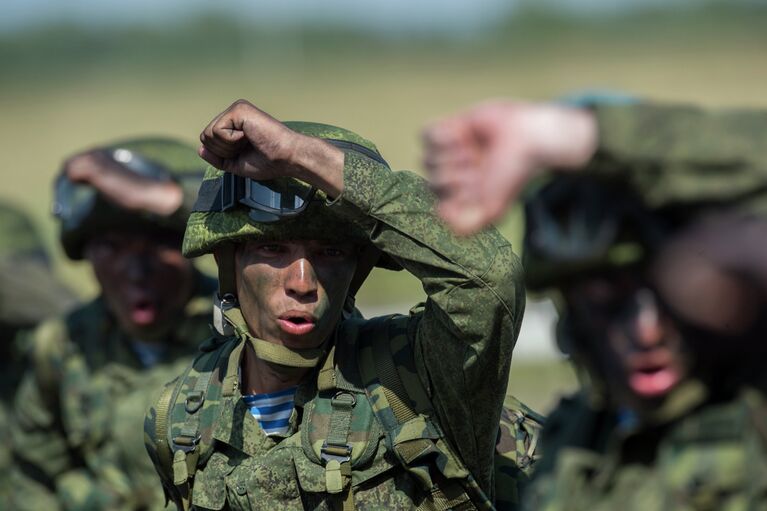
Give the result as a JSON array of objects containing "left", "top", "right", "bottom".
[
  {"left": 176, "top": 369, "right": 213, "bottom": 443},
  {"left": 217, "top": 244, "right": 236, "bottom": 297},
  {"left": 224, "top": 307, "right": 327, "bottom": 367},
  {"left": 326, "top": 392, "right": 356, "bottom": 448},
  {"left": 323, "top": 392, "right": 356, "bottom": 509},
  {"left": 223, "top": 339, "right": 246, "bottom": 397},
  {"left": 365, "top": 319, "right": 482, "bottom": 511},
  {"left": 371, "top": 333, "right": 417, "bottom": 423},
  {"left": 153, "top": 382, "right": 177, "bottom": 481},
  {"left": 317, "top": 345, "right": 337, "bottom": 391},
  {"left": 168, "top": 346, "right": 228, "bottom": 508}
]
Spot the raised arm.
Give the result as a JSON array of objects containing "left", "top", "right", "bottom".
[
  {"left": 198, "top": 100, "right": 526, "bottom": 495},
  {"left": 423, "top": 99, "right": 767, "bottom": 234}
]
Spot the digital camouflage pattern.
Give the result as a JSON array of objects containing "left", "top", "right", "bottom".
[
  {"left": 10, "top": 272, "right": 216, "bottom": 511},
  {"left": 522, "top": 101, "right": 767, "bottom": 510},
  {"left": 182, "top": 122, "right": 386, "bottom": 258},
  {"left": 147, "top": 147, "right": 534, "bottom": 509},
  {"left": 0, "top": 201, "right": 77, "bottom": 509}
]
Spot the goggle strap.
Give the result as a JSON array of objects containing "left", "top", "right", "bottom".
[
  {"left": 325, "top": 139, "right": 389, "bottom": 167},
  {"left": 192, "top": 174, "right": 244, "bottom": 213}
]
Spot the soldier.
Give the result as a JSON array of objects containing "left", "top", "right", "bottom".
[
  {"left": 11, "top": 138, "right": 216, "bottom": 510},
  {"left": 144, "top": 101, "right": 541, "bottom": 510},
  {"left": 423, "top": 99, "right": 767, "bottom": 509},
  {"left": 0, "top": 202, "right": 78, "bottom": 507}
]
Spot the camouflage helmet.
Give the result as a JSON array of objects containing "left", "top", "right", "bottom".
[
  {"left": 0, "top": 201, "right": 77, "bottom": 329},
  {"left": 183, "top": 121, "right": 396, "bottom": 272},
  {"left": 54, "top": 137, "right": 206, "bottom": 260}
]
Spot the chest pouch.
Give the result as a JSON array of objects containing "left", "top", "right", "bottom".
[{"left": 299, "top": 343, "right": 383, "bottom": 511}]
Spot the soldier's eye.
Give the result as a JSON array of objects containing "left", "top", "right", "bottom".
[
  {"left": 257, "top": 244, "right": 284, "bottom": 254},
  {"left": 322, "top": 248, "right": 345, "bottom": 257}
]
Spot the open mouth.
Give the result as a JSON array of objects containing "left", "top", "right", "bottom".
[
  {"left": 628, "top": 363, "right": 681, "bottom": 398},
  {"left": 130, "top": 299, "right": 158, "bottom": 326},
  {"left": 277, "top": 312, "right": 317, "bottom": 336}
]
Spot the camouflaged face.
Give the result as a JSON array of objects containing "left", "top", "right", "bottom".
[
  {"left": 10, "top": 273, "right": 215, "bottom": 511},
  {"left": 182, "top": 121, "right": 386, "bottom": 257}
]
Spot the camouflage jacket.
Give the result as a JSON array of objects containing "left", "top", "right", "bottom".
[
  {"left": 523, "top": 384, "right": 767, "bottom": 511},
  {"left": 145, "top": 153, "right": 530, "bottom": 510},
  {"left": 0, "top": 201, "right": 79, "bottom": 509},
  {"left": 10, "top": 272, "right": 216, "bottom": 511},
  {"left": 521, "top": 102, "right": 767, "bottom": 510}
]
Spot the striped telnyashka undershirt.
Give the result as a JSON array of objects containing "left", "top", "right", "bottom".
[{"left": 241, "top": 386, "right": 297, "bottom": 436}]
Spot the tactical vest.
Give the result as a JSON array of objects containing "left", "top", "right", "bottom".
[
  {"left": 524, "top": 388, "right": 767, "bottom": 511},
  {"left": 147, "top": 315, "right": 543, "bottom": 511}
]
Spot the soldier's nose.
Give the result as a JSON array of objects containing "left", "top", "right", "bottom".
[
  {"left": 633, "top": 289, "right": 664, "bottom": 348},
  {"left": 285, "top": 258, "right": 318, "bottom": 300}
]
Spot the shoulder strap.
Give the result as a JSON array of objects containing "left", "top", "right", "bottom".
[
  {"left": 154, "top": 375, "right": 183, "bottom": 484},
  {"left": 356, "top": 315, "right": 493, "bottom": 511},
  {"left": 146, "top": 337, "right": 232, "bottom": 510}
]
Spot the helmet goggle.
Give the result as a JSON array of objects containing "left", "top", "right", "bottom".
[
  {"left": 53, "top": 148, "right": 172, "bottom": 226},
  {"left": 523, "top": 176, "right": 667, "bottom": 290},
  {"left": 192, "top": 138, "right": 388, "bottom": 222},
  {"left": 213, "top": 174, "right": 317, "bottom": 223}
]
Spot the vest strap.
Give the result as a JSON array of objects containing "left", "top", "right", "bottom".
[{"left": 357, "top": 316, "right": 487, "bottom": 511}]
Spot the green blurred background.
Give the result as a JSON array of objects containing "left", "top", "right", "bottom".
[{"left": 1, "top": 0, "right": 765, "bottom": 412}]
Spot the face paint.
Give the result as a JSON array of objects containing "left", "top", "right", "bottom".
[
  {"left": 566, "top": 272, "right": 691, "bottom": 412},
  {"left": 85, "top": 231, "right": 195, "bottom": 340},
  {"left": 234, "top": 240, "right": 358, "bottom": 350}
]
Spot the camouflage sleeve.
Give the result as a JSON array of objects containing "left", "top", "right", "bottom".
[
  {"left": 335, "top": 152, "right": 526, "bottom": 495},
  {"left": 589, "top": 102, "right": 767, "bottom": 211},
  {"left": 10, "top": 320, "right": 120, "bottom": 510}
]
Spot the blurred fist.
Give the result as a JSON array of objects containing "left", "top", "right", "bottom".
[
  {"left": 422, "top": 100, "right": 597, "bottom": 235},
  {"left": 64, "top": 152, "right": 182, "bottom": 216},
  {"left": 199, "top": 99, "right": 300, "bottom": 180}
]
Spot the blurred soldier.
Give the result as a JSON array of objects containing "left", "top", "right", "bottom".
[
  {"left": 0, "top": 202, "right": 78, "bottom": 507},
  {"left": 11, "top": 138, "right": 216, "bottom": 511},
  {"left": 144, "top": 100, "right": 541, "bottom": 511},
  {"left": 424, "top": 99, "right": 767, "bottom": 509}
]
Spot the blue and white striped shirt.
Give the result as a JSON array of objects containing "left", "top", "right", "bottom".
[{"left": 242, "top": 386, "right": 297, "bottom": 436}]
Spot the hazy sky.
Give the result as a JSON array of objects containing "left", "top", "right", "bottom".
[{"left": 0, "top": 0, "right": 697, "bottom": 34}]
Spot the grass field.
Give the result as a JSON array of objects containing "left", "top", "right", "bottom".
[{"left": 1, "top": 8, "right": 764, "bottom": 412}]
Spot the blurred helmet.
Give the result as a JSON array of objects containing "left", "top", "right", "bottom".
[
  {"left": 523, "top": 175, "right": 666, "bottom": 293},
  {"left": 0, "top": 201, "right": 76, "bottom": 330},
  {"left": 54, "top": 137, "right": 206, "bottom": 260},
  {"left": 183, "top": 121, "right": 399, "bottom": 275}
]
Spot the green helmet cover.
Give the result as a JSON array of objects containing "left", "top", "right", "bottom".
[
  {"left": 57, "top": 137, "right": 206, "bottom": 260},
  {"left": 183, "top": 121, "right": 388, "bottom": 258},
  {"left": 0, "top": 201, "right": 77, "bottom": 328},
  {"left": 0, "top": 201, "right": 49, "bottom": 262}
]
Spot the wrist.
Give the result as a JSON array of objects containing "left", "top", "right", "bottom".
[
  {"left": 530, "top": 105, "right": 598, "bottom": 170},
  {"left": 287, "top": 134, "right": 345, "bottom": 198}
]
